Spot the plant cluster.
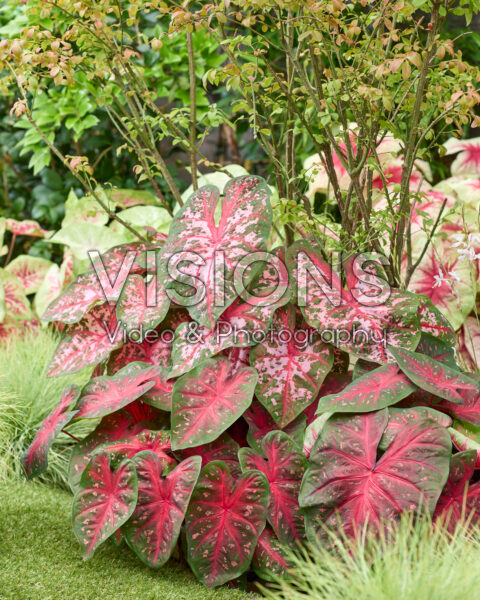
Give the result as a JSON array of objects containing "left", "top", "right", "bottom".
[{"left": 24, "top": 175, "right": 480, "bottom": 586}]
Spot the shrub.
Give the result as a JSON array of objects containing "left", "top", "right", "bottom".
[
  {"left": 23, "top": 175, "right": 480, "bottom": 586},
  {"left": 0, "top": 328, "right": 91, "bottom": 486}
]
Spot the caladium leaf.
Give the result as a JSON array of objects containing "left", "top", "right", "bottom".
[
  {"left": 171, "top": 356, "right": 257, "bottom": 450},
  {"left": 72, "top": 451, "right": 138, "bottom": 559},
  {"left": 158, "top": 175, "right": 272, "bottom": 329},
  {"left": 435, "top": 389, "right": 480, "bottom": 427},
  {"left": 303, "top": 413, "right": 332, "bottom": 459},
  {"left": 250, "top": 304, "right": 333, "bottom": 428},
  {"left": 97, "top": 430, "right": 175, "bottom": 471},
  {"left": 74, "top": 362, "right": 158, "bottom": 419},
  {"left": 416, "top": 332, "right": 457, "bottom": 369},
  {"left": 178, "top": 433, "right": 241, "bottom": 477},
  {"left": 244, "top": 400, "right": 306, "bottom": 453},
  {"left": 417, "top": 299, "right": 456, "bottom": 347},
  {"left": 185, "top": 461, "right": 269, "bottom": 587},
  {"left": 116, "top": 274, "right": 170, "bottom": 338},
  {"left": 315, "top": 364, "right": 416, "bottom": 414},
  {"left": 68, "top": 402, "right": 162, "bottom": 492},
  {"left": 123, "top": 453, "right": 201, "bottom": 568},
  {"left": 140, "top": 365, "right": 174, "bottom": 411},
  {"left": 434, "top": 450, "right": 480, "bottom": 530},
  {"left": 239, "top": 431, "right": 306, "bottom": 543},
  {"left": 42, "top": 243, "right": 150, "bottom": 324},
  {"left": 449, "top": 426, "right": 480, "bottom": 469},
  {"left": 22, "top": 385, "right": 81, "bottom": 478},
  {"left": 47, "top": 304, "right": 123, "bottom": 376},
  {"left": 252, "top": 527, "right": 293, "bottom": 582},
  {"left": 5, "top": 255, "right": 53, "bottom": 295},
  {"left": 391, "top": 348, "right": 479, "bottom": 404},
  {"left": 300, "top": 410, "right": 451, "bottom": 542},
  {"left": 5, "top": 218, "right": 49, "bottom": 237},
  {"left": 352, "top": 359, "right": 379, "bottom": 379},
  {"left": 170, "top": 278, "right": 280, "bottom": 378},
  {"left": 0, "top": 269, "right": 32, "bottom": 320},
  {"left": 288, "top": 241, "right": 421, "bottom": 362},
  {"left": 378, "top": 407, "right": 453, "bottom": 450}
]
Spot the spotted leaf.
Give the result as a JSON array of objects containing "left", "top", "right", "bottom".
[
  {"left": 185, "top": 461, "right": 269, "bottom": 586},
  {"left": 252, "top": 527, "right": 293, "bottom": 582},
  {"left": 124, "top": 453, "right": 201, "bottom": 567}
]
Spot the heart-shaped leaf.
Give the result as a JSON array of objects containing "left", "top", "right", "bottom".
[
  {"left": 171, "top": 356, "right": 257, "bottom": 450},
  {"left": 252, "top": 527, "right": 293, "bottom": 582},
  {"left": 185, "top": 461, "right": 269, "bottom": 587},
  {"left": 391, "top": 347, "right": 479, "bottom": 403},
  {"left": 300, "top": 410, "right": 451, "bottom": 542},
  {"left": 288, "top": 242, "right": 421, "bottom": 362},
  {"left": 250, "top": 304, "right": 333, "bottom": 427},
  {"left": 124, "top": 453, "right": 201, "bottom": 567},
  {"left": 72, "top": 451, "right": 138, "bottom": 559},
  {"left": 116, "top": 274, "right": 170, "bottom": 338},
  {"left": 74, "top": 362, "right": 158, "bottom": 419},
  {"left": 47, "top": 304, "right": 123, "bottom": 376},
  {"left": 22, "top": 385, "right": 80, "bottom": 478},
  {"left": 178, "top": 433, "right": 241, "bottom": 477},
  {"left": 239, "top": 431, "right": 306, "bottom": 543},
  {"left": 434, "top": 450, "right": 480, "bottom": 531},
  {"left": 158, "top": 175, "right": 272, "bottom": 329},
  {"left": 315, "top": 364, "right": 416, "bottom": 413}
]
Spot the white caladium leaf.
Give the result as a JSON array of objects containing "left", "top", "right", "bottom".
[
  {"left": 251, "top": 304, "right": 333, "bottom": 428},
  {"left": 62, "top": 189, "right": 109, "bottom": 227},
  {"left": 5, "top": 255, "right": 53, "bottom": 295},
  {"left": 158, "top": 175, "right": 272, "bottom": 330},
  {"left": 444, "top": 137, "right": 480, "bottom": 176}
]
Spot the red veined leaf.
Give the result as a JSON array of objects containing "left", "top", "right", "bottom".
[
  {"left": 116, "top": 274, "right": 170, "bottom": 338},
  {"left": 97, "top": 430, "right": 175, "bottom": 471},
  {"left": 171, "top": 356, "right": 257, "bottom": 450},
  {"left": 434, "top": 450, "right": 480, "bottom": 531},
  {"left": 250, "top": 304, "right": 333, "bottom": 428},
  {"left": 74, "top": 362, "right": 158, "bottom": 419},
  {"left": 435, "top": 388, "right": 480, "bottom": 427},
  {"left": 178, "top": 433, "right": 241, "bottom": 477},
  {"left": 158, "top": 175, "right": 272, "bottom": 329},
  {"left": 315, "top": 364, "right": 416, "bottom": 414},
  {"left": 140, "top": 365, "right": 174, "bottom": 411},
  {"left": 303, "top": 372, "right": 352, "bottom": 425},
  {"left": 72, "top": 452, "right": 138, "bottom": 559},
  {"left": 417, "top": 298, "right": 456, "bottom": 346},
  {"left": 5, "top": 218, "right": 49, "bottom": 237},
  {"left": 252, "top": 527, "right": 293, "bottom": 582},
  {"left": 449, "top": 423, "right": 480, "bottom": 468},
  {"left": 239, "top": 431, "right": 306, "bottom": 543},
  {"left": 123, "top": 453, "right": 201, "bottom": 567},
  {"left": 303, "top": 412, "right": 332, "bottom": 459},
  {"left": 299, "top": 410, "right": 451, "bottom": 542},
  {"left": 5, "top": 255, "right": 53, "bottom": 294},
  {"left": 416, "top": 332, "right": 457, "bottom": 368},
  {"left": 0, "top": 269, "right": 32, "bottom": 320},
  {"left": 42, "top": 243, "right": 150, "bottom": 324},
  {"left": 288, "top": 241, "right": 421, "bottom": 362},
  {"left": 47, "top": 304, "right": 123, "bottom": 376},
  {"left": 223, "top": 346, "right": 251, "bottom": 375},
  {"left": 244, "top": 401, "right": 306, "bottom": 453},
  {"left": 170, "top": 283, "right": 279, "bottom": 378},
  {"left": 378, "top": 407, "right": 453, "bottom": 450},
  {"left": 68, "top": 402, "right": 164, "bottom": 492},
  {"left": 22, "top": 385, "right": 80, "bottom": 478},
  {"left": 185, "top": 461, "right": 269, "bottom": 587},
  {"left": 391, "top": 347, "right": 479, "bottom": 404}
]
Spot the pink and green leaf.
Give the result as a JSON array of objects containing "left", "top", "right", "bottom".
[
  {"left": 171, "top": 356, "right": 257, "bottom": 450},
  {"left": 22, "top": 385, "right": 81, "bottom": 478},
  {"left": 239, "top": 431, "right": 306, "bottom": 543},
  {"left": 123, "top": 453, "right": 201, "bottom": 567},
  {"left": 72, "top": 452, "right": 138, "bottom": 559},
  {"left": 251, "top": 304, "right": 333, "bottom": 428},
  {"left": 252, "top": 527, "right": 293, "bottom": 582},
  {"left": 315, "top": 364, "right": 416, "bottom": 413},
  {"left": 177, "top": 433, "right": 241, "bottom": 477},
  {"left": 5, "top": 255, "right": 53, "bottom": 295},
  {"left": 185, "top": 461, "right": 269, "bottom": 587}
]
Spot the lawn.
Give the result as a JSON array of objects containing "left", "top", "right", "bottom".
[{"left": 0, "top": 482, "right": 258, "bottom": 600}]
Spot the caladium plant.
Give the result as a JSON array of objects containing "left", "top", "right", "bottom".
[{"left": 24, "top": 175, "right": 480, "bottom": 586}]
